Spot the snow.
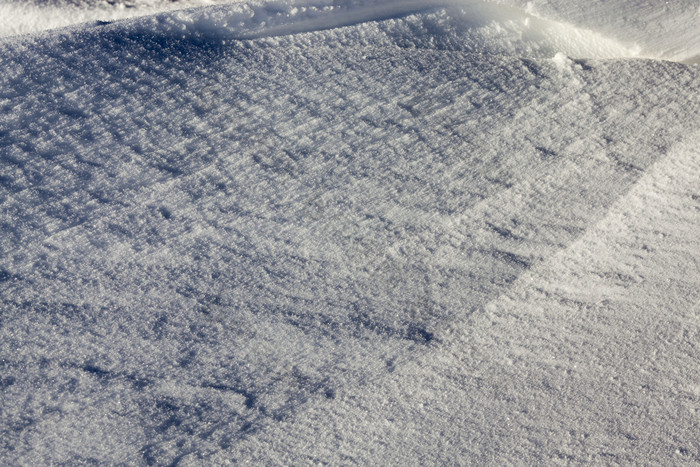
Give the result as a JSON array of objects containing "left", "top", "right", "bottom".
[
  {"left": 498, "top": 0, "right": 700, "bottom": 63},
  {"left": 1, "top": 0, "right": 699, "bottom": 464},
  {"left": 0, "top": 0, "right": 236, "bottom": 38}
]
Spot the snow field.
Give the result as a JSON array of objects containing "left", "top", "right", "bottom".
[{"left": 0, "top": 0, "right": 699, "bottom": 464}]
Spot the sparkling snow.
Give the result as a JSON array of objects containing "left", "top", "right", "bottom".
[{"left": 1, "top": 0, "right": 698, "bottom": 464}]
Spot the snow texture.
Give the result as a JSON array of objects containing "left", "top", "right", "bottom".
[
  {"left": 498, "top": 0, "right": 700, "bottom": 64},
  {"left": 0, "top": 0, "right": 236, "bottom": 38},
  {"left": 1, "top": 0, "right": 699, "bottom": 465}
]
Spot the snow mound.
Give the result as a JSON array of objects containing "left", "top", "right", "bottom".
[{"left": 133, "top": 0, "right": 643, "bottom": 59}]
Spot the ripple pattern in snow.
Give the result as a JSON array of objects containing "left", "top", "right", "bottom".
[{"left": 0, "top": 1, "right": 699, "bottom": 465}]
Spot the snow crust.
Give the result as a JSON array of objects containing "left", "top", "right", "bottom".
[{"left": 0, "top": 0, "right": 699, "bottom": 464}]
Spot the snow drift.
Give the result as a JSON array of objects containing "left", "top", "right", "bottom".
[
  {"left": 135, "top": 0, "right": 645, "bottom": 59},
  {"left": 0, "top": 0, "right": 699, "bottom": 464},
  {"left": 2, "top": 0, "right": 698, "bottom": 62}
]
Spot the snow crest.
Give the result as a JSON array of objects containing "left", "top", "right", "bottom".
[
  {"left": 134, "top": 0, "right": 644, "bottom": 59},
  {"left": 1, "top": 0, "right": 654, "bottom": 60}
]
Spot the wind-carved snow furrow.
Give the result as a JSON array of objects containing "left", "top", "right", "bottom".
[{"left": 223, "top": 0, "right": 446, "bottom": 40}]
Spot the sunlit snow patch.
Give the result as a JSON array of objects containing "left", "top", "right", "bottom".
[{"left": 502, "top": 0, "right": 700, "bottom": 65}]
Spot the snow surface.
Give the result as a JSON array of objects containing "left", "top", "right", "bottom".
[
  {"left": 498, "top": 0, "right": 700, "bottom": 64},
  {"left": 1, "top": 0, "right": 699, "bottom": 464},
  {"left": 0, "top": 0, "right": 236, "bottom": 38}
]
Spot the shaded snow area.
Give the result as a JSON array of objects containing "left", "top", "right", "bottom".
[
  {"left": 0, "top": 0, "right": 237, "bottom": 38},
  {"left": 1, "top": 0, "right": 699, "bottom": 464}
]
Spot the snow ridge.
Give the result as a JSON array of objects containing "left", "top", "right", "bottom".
[
  {"left": 136, "top": 0, "right": 645, "bottom": 59},
  {"left": 1, "top": 0, "right": 652, "bottom": 61}
]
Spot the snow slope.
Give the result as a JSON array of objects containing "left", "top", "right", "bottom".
[
  {"left": 1, "top": 0, "right": 699, "bottom": 464},
  {"left": 498, "top": 0, "right": 700, "bottom": 63},
  {"left": 0, "top": 0, "right": 236, "bottom": 38},
  {"left": 2, "top": 0, "right": 698, "bottom": 62}
]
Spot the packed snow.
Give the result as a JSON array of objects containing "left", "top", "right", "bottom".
[{"left": 1, "top": 0, "right": 698, "bottom": 465}]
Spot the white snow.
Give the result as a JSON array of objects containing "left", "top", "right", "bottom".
[
  {"left": 0, "top": 0, "right": 698, "bottom": 464},
  {"left": 498, "top": 0, "right": 700, "bottom": 63},
  {"left": 0, "top": 0, "right": 236, "bottom": 38}
]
